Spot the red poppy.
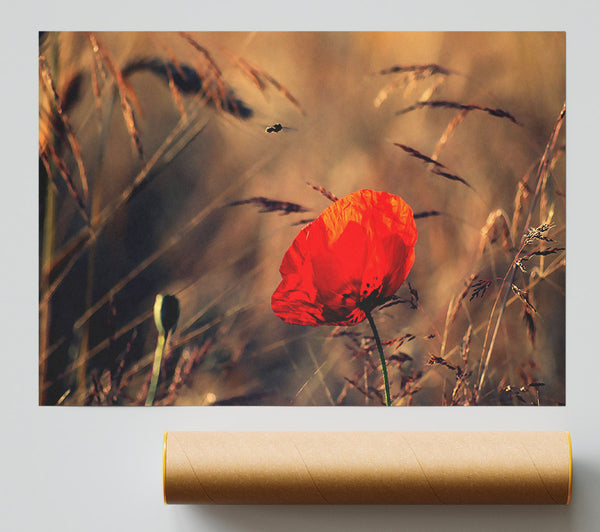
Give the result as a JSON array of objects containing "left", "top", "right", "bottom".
[{"left": 272, "top": 189, "right": 417, "bottom": 326}]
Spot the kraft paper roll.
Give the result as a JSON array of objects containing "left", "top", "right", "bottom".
[{"left": 163, "top": 431, "right": 572, "bottom": 505}]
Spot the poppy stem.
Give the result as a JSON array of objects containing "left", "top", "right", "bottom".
[{"left": 364, "top": 310, "right": 391, "bottom": 406}]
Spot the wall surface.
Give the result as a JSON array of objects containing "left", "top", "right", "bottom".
[{"left": 2, "top": 1, "right": 600, "bottom": 531}]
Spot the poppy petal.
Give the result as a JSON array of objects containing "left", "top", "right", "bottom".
[{"left": 272, "top": 189, "right": 417, "bottom": 326}]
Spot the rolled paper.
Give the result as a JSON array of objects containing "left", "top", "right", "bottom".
[{"left": 163, "top": 431, "right": 572, "bottom": 505}]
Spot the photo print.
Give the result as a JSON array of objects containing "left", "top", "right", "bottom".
[{"left": 39, "top": 32, "right": 565, "bottom": 406}]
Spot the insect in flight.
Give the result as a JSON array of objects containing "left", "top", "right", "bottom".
[{"left": 264, "top": 123, "right": 297, "bottom": 133}]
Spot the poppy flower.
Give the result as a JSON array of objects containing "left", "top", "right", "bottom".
[{"left": 272, "top": 189, "right": 417, "bottom": 327}]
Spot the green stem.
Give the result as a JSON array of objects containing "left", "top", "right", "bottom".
[
  {"left": 145, "top": 332, "right": 167, "bottom": 406},
  {"left": 365, "top": 310, "right": 391, "bottom": 406}
]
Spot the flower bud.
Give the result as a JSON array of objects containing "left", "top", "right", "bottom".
[{"left": 154, "top": 294, "right": 180, "bottom": 336}]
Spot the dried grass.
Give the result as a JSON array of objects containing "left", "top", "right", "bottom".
[
  {"left": 88, "top": 33, "right": 145, "bottom": 162},
  {"left": 227, "top": 196, "right": 310, "bottom": 215},
  {"left": 394, "top": 142, "right": 473, "bottom": 189},
  {"left": 39, "top": 56, "right": 89, "bottom": 201},
  {"left": 396, "top": 100, "right": 519, "bottom": 125}
]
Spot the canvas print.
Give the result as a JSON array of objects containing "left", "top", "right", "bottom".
[{"left": 39, "top": 32, "right": 565, "bottom": 406}]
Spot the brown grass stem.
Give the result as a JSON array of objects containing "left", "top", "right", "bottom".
[
  {"left": 40, "top": 115, "right": 210, "bottom": 307},
  {"left": 42, "top": 300, "right": 256, "bottom": 395},
  {"left": 88, "top": 33, "right": 145, "bottom": 162},
  {"left": 475, "top": 103, "right": 565, "bottom": 402},
  {"left": 43, "top": 85, "right": 212, "bottom": 284},
  {"left": 39, "top": 182, "right": 55, "bottom": 404},
  {"left": 394, "top": 252, "right": 564, "bottom": 405},
  {"left": 70, "top": 154, "right": 267, "bottom": 332},
  {"left": 39, "top": 55, "right": 90, "bottom": 202},
  {"left": 306, "top": 345, "right": 335, "bottom": 406},
  {"left": 48, "top": 234, "right": 270, "bottom": 386},
  {"left": 77, "top": 92, "right": 115, "bottom": 396}
]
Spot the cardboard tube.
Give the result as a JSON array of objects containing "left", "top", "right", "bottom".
[{"left": 163, "top": 431, "right": 572, "bottom": 505}]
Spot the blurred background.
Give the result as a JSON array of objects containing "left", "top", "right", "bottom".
[{"left": 39, "top": 31, "right": 565, "bottom": 406}]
